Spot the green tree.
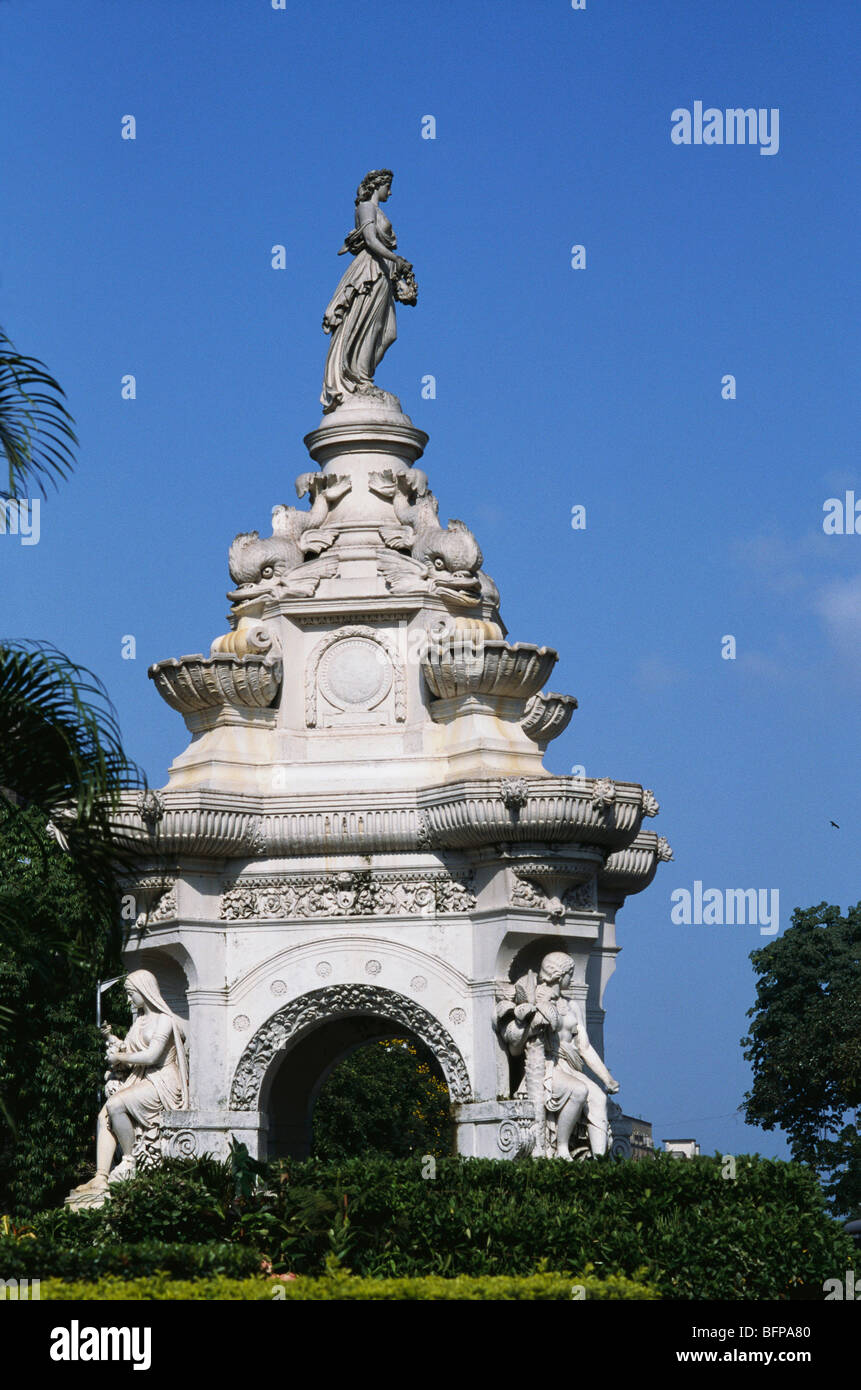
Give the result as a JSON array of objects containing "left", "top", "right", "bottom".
[
  {"left": 1, "top": 327, "right": 146, "bottom": 944},
  {"left": 0, "top": 326, "right": 146, "bottom": 1207},
  {"left": 742, "top": 901, "right": 861, "bottom": 1215},
  {"left": 312, "top": 1038, "right": 452, "bottom": 1161},
  {"left": 0, "top": 806, "right": 131, "bottom": 1214}
]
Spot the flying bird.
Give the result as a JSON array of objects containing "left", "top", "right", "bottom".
[{"left": 830, "top": 821, "right": 840, "bottom": 829}]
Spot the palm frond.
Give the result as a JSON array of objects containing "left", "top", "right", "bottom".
[
  {"left": 0, "top": 640, "right": 148, "bottom": 934},
  {"left": 0, "top": 326, "right": 77, "bottom": 500}
]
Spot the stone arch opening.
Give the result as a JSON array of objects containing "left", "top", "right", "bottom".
[{"left": 230, "top": 984, "right": 472, "bottom": 1160}]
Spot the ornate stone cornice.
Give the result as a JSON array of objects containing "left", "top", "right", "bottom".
[{"left": 114, "top": 776, "right": 654, "bottom": 864}]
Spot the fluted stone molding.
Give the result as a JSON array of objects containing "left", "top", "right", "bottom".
[
  {"left": 521, "top": 692, "right": 577, "bottom": 743},
  {"left": 113, "top": 776, "right": 654, "bottom": 860},
  {"left": 229, "top": 984, "right": 473, "bottom": 1110},
  {"left": 600, "top": 831, "right": 668, "bottom": 893}
]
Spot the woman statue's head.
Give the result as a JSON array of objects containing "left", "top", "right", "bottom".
[
  {"left": 125, "top": 968, "right": 171, "bottom": 1015},
  {"left": 126, "top": 980, "right": 144, "bottom": 1011},
  {"left": 356, "top": 168, "right": 393, "bottom": 204},
  {"left": 538, "top": 952, "right": 576, "bottom": 987}
]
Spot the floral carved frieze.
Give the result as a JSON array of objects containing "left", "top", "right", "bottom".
[
  {"left": 149, "top": 886, "right": 178, "bottom": 923},
  {"left": 510, "top": 862, "right": 598, "bottom": 918},
  {"left": 127, "top": 874, "right": 178, "bottom": 925},
  {"left": 220, "top": 869, "right": 476, "bottom": 921},
  {"left": 229, "top": 984, "right": 473, "bottom": 1109}
]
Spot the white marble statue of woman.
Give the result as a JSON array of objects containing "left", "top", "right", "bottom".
[
  {"left": 67, "top": 970, "right": 189, "bottom": 1205},
  {"left": 321, "top": 168, "right": 416, "bottom": 414}
]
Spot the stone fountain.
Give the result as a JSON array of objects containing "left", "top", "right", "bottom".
[{"left": 105, "top": 169, "right": 670, "bottom": 1174}]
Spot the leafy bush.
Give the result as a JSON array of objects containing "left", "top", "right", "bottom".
[
  {"left": 0, "top": 1239, "right": 261, "bottom": 1280},
  {"left": 39, "top": 1269, "right": 659, "bottom": 1300},
  {"left": 86, "top": 1165, "right": 231, "bottom": 1245},
  {"left": 312, "top": 1037, "right": 452, "bottom": 1159},
  {"left": 19, "top": 1151, "right": 854, "bottom": 1298}
]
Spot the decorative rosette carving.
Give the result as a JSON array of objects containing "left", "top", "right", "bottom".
[
  {"left": 591, "top": 778, "right": 617, "bottom": 812},
  {"left": 500, "top": 777, "right": 529, "bottom": 812}
]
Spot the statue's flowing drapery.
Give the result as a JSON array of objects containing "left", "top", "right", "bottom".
[
  {"left": 108, "top": 968, "right": 189, "bottom": 1127},
  {"left": 321, "top": 205, "right": 398, "bottom": 412}
]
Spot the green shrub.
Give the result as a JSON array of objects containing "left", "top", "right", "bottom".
[
  {"left": 225, "top": 1153, "right": 853, "bottom": 1298},
  {"left": 79, "top": 1167, "right": 229, "bottom": 1246},
  {"left": 39, "top": 1270, "right": 659, "bottom": 1300},
  {"left": 312, "top": 1037, "right": 452, "bottom": 1160},
  {"left": 20, "top": 1152, "right": 853, "bottom": 1299},
  {"left": 0, "top": 1239, "right": 261, "bottom": 1281}
]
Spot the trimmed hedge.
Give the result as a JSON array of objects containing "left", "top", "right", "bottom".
[
  {"left": 11, "top": 1153, "right": 854, "bottom": 1299},
  {"left": 0, "top": 1240, "right": 261, "bottom": 1281},
  {"left": 39, "top": 1270, "right": 659, "bottom": 1300}
]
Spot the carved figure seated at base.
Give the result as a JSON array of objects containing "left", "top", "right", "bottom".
[{"left": 65, "top": 969, "right": 189, "bottom": 1210}]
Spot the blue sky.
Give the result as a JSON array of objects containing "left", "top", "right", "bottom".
[{"left": 2, "top": 0, "right": 859, "bottom": 1159}]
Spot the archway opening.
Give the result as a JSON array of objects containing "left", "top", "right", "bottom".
[
  {"left": 312, "top": 1035, "right": 452, "bottom": 1160},
  {"left": 264, "top": 1013, "right": 454, "bottom": 1161}
]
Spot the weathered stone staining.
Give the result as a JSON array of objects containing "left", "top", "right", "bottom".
[{"left": 116, "top": 171, "right": 669, "bottom": 1164}]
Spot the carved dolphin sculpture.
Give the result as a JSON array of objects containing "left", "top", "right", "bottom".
[
  {"left": 227, "top": 473, "right": 350, "bottom": 606},
  {"left": 382, "top": 468, "right": 496, "bottom": 606}
]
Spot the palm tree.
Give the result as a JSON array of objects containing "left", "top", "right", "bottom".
[
  {"left": 0, "top": 326, "right": 147, "bottom": 950},
  {"left": 0, "top": 325, "right": 76, "bottom": 500}
]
